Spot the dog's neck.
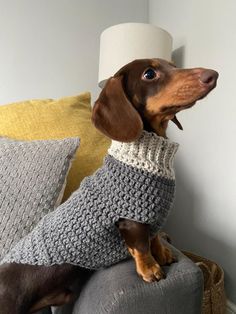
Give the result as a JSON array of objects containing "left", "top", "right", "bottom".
[
  {"left": 142, "top": 113, "right": 170, "bottom": 138},
  {"left": 108, "top": 130, "right": 179, "bottom": 179}
]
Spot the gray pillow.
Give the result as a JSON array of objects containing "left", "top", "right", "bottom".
[{"left": 0, "top": 137, "right": 80, "bottom": 259}]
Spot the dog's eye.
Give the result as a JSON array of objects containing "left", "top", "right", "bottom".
[{"left": 142, "top": 68, "right": 157, "bottom": 80}]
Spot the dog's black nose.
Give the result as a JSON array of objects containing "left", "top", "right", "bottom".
[{"left": 199, "top": 69, "right": 219, "bottom": 86}]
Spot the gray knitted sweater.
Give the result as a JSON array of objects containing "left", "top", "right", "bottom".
[{"left": 0, "top": 131, "right": 179, "bottom": 269}]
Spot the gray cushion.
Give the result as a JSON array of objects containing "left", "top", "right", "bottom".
[
  {"left": 51, "top": 243, "right": 203, "bottom": 314},
  {"left": 0, "top": 137, "right": 80, "bottom": 259}
]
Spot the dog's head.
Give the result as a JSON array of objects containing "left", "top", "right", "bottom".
[{"left": 92, "top": 58, "right": 218, "bottom": 141}]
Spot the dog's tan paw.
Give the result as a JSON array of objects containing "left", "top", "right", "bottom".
[
  {"left": 141, "top": 264, "right": 165, "bottom": 282},
  {"left": 137, "top": 259, "right": 165, "bottom": 282}
]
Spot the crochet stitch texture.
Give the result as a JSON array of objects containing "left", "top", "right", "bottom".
[
  {"left": 0, "top": 131, "right": 179, "bottom": 269},
  {"left": 0, "top": 137, "right": 80, "bottom": 260}
]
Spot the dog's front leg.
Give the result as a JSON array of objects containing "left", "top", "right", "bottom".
[{"left": 117, "top": 219, "right": 165, "bottom": 282}]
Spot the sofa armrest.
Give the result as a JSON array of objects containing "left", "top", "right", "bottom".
[{"left": 68, "top": 243, "right": 203, "bottom": 314}]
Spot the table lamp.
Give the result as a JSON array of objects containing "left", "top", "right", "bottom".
[{"left": 98, "top": 23, "right": 172, "bottom": 87}]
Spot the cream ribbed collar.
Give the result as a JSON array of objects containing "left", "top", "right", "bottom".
[{"left": 108, "top": 131, "right": 179, "bottom": 179}]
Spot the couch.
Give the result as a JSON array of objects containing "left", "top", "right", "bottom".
[{"left": 37, "top": 242, "right": 203, "bottom": 314}]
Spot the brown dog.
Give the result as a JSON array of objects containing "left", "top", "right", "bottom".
[{"left": 0, "top": 58, "right": 218, "bottom": 313}]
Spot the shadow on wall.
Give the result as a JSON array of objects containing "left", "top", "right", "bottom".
[
  {"left": 172, "top": 46, "right": 185, "bottom": 67},
  {"left": 164, "top": 159, "right": 236, "bottom": 302}
]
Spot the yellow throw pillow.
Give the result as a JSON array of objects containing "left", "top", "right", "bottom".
[{"left": 0, "top": 93, "right": 110, "bottom": 200}]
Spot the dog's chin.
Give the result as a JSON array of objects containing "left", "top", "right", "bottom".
[
  {"left": 170, "top": 89, "right": 213, "bottom": 130},
  {"left": 170, "top": 101, "right": 196, "bottom": 130}
]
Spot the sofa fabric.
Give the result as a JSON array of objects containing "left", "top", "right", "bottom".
[
  {"left": 0, "top": 137, "right": 80, "bottom": 259},
  {"left": 49, "top": 243, "right": 203, "bottom": 314}
]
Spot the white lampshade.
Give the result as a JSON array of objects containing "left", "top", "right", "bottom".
[{"left": 98, "top": 23, "right": 173, "bottom": 87}]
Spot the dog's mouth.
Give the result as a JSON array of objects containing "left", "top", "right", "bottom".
[
  {"left": 161, "top": 101, "right": 195, "bottom": 130},
  {"left": 170, "top": 102, "right": 195, "bottom": 130}
]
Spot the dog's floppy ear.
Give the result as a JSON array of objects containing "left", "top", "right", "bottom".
[{"left": 92, "top": 76, "right": 143, "bottom": 142}]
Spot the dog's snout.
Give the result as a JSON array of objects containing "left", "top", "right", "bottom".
[{"left": 199, "top": 69, "right": 219, "bottom": 86}]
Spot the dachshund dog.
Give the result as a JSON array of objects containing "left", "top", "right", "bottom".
[{"left": 0, "top": 58, "right": 218, "bottom": 313}]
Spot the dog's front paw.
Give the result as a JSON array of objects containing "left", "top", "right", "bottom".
[
  {"left": 139, "top": 263, "right": 165, "bottom": 283},
  {"left": 136, "top": 256, "right": 165, "bottom": 283}
]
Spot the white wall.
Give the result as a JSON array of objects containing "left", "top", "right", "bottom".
[
  {"left": 149, "top": 0, "right": 236, "bottom": 303},
  {"left": 0, "top": 0, "right": 148, "bottom": 105}
]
